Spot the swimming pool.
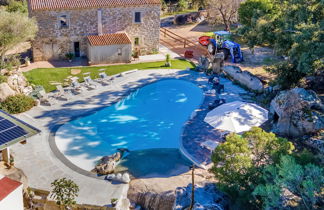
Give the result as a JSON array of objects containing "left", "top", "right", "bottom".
[{"left": 55, "top": 79, "right": 204, "bottom": 174}]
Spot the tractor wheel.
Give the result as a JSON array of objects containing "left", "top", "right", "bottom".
[
  {"left": 207, "top": 43, "right": 216, "bottom": 55},
  {"left": 220, "top": 48, "right": 230, "bottom": 60}
]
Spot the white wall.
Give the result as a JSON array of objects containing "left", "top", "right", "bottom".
[
  {"left": 0, "top": 184, "right": 23, "bottom": 210},
  {"left": 88, "top": 43, "right": 132, "bottom": 64}
]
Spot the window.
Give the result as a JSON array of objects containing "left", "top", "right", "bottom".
[
  {"left": 134, "top": 12, "right": 141, "bottom": 23},
  {"left": 134, "top": 37, "right": 140, "bottom": 46},
  {"left": 59, "top": 15, "right": 68, "bottom": 28},
  {"left": 117, "top": 48, "right": 122, "bottom": 56}
]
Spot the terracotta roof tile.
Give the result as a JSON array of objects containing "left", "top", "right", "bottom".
[
  {"left": 0, "top": 177, "right": 22, "bottom": 201},
  {"left": 87, "top": 33, "right": 131, "bottom": 46},
  {"left": 29, "top": 0, "right": 161, "bottom": 11}
]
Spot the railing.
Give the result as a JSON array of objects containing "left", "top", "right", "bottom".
[{"left": 160, "top": 27, "right": 212, "bottom": 58}]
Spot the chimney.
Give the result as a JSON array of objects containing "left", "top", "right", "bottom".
[{"left": 97, "top": 9, "right": 103, "bottom": 35}]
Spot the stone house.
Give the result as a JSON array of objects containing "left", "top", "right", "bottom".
[{"left": 27, "top": 0, "right": 161, "bottom": 64}]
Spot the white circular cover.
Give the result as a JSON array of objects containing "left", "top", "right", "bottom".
[{"left": 204, "top": 101, "right": 268, "bottom": 133}]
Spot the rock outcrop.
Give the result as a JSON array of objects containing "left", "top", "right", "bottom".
[
  {"left": 128, "top": 168, "right": 215, "bottom": 210},
  {"left": 223, "top": 65, "right": 264, "bottom": 93},
  {"left": 270, "top": 88, "right": 324, "bottom": 137},
  {"left": 0, "top": 83, "right": 16, "bottom": 102},
  {"left": 92, "top": 152, "right": 122, "bottom": 175},
  {"left": 7, "top": 72, "right": 32, "bottom": 95},
  {"left": 174, "top": 183, "right": 229, "bottom": 210}
]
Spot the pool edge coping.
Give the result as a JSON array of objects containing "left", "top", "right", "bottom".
[{"left": 48, "top": 70, "right": 210, "bottom": 179}]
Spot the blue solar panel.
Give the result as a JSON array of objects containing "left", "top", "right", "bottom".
[
  {"left": 0, "top": 119, "right": 16, "bottom": 130},
  {"left": 0, "top": 114, "right": 29, "bottom": 147},
  {"left": 0, "top": 126, "right": 28, "bottom": 145}
]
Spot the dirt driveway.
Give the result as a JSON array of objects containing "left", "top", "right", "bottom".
[{"left": 161, "top": 22, "right": 280, "bottom": 82}]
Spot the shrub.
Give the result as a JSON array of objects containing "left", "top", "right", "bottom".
[
  {"left": 0, "top": 94, "right": 36, "bottom": 114},
  {"left": 51, "top": 178, "right": 79, "bottom": 207},
  {"left": 165, "top": 54, "right": 171, "bottom": 67},
  {"left": 0, "top": 75, "right": 7, "bottom": 83},
  {"left": 5, "top": 0, "right": 28, "bottom": 14},
  {"left": 65, "top": 52, "right": 74, "bottom": 61}
]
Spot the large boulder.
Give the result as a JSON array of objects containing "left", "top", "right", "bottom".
[
  {"left": 128, "top": 168, "right": 215, "bottom": 210},
  {"left": 223, "top": 65, "right": 264, "bottom": 93},
  {"left": 0, "top": 82, "right": 16, "bottom": 102},
  {"left": 174, "top": 183, "right": 228, "bottom": 210},
  {"left": 270, "top": 88, "right": 324, "bottom": 137},
  {"left": 7, "top": 72, "right": 32, "bottom": 95},
  {"left": 92, "top": 152, "right": 122, "bottom": 175}
]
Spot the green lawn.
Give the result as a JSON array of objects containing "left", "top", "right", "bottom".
[{"left": 24, "top": 59, "right": 195, "bottom": 92}]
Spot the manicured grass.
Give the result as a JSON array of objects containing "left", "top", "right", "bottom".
[{"left": 24, "top": 59, "right": 195, "bottom": 92}]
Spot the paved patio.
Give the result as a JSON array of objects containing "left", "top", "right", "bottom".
[{"left": 10, "top": 69, "right": 248, "bottom": 205}]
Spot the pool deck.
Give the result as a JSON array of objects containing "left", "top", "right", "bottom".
[{"left": 10, "top": 69, "right": 248, "bottom": 205}]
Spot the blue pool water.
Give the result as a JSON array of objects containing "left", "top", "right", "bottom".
[{"left": 55, "top": 79, "right": 204, "bottom": 174}]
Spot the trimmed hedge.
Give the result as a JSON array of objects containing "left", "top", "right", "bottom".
[{"left": 0, "top": 94, "right": 36, "bottom": 114}]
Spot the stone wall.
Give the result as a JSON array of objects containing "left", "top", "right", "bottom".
[{"left": 30, "top": 5, "right": 160, "bottom": 61}]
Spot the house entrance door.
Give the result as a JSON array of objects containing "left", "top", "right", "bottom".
[{"left": 74, "top": 42, "right": 80, "bottom": 57}]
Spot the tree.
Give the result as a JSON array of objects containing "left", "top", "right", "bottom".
[
  {"left": 178, "top": 0, "right": 188, "bottom": 12},
  {"left": 0, "top": 9, "right": 38, "bottom": 68},
  {"left": 51, "top": 178, "right": 79, "bottom": 208},
  {"left": 238, "top": 0, "right": 324, "bottom": 88},
  {"left": 211, "top": 127, "right": 294, "bottom": 207},
  {"left": 5, "top": 0, "right": 28, "bottom": 13},
  {"left": 238, "top": 0, "right": 274, "bottom": 27},
  {"left": 207, "top": 0, "right": 243, "bottom": 31},
  {"left": 254, "top": 155, "right": 324, "bottom": 209}
]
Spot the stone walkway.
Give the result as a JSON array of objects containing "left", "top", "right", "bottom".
[
  {"left": 182, "top": 77, "right": 248, "bottom": 166},
  {"left": 10, "top": 69, "right": 248, "bottom": 205}
]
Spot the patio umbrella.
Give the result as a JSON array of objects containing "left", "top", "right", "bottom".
[{"left": 204, "top": 101, "right": 268, "bottom": 133}]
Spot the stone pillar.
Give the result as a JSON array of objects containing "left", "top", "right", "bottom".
[
  {"left": 2, "top": 148, "right": 10, "bottom": 164},
  {"left": 98, "top": 9, "right": 103, "bottom": 35}
]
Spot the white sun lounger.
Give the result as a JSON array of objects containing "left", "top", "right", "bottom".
[
  {"left": 98, "top": 72, "right": 113, "bottom": 85},
  {"left": 83, "top": 75, "right": 97, "bottom": 90},
  {"left": 55, "top": 85, "right": 72, "bottom": 100},
  {"left": 70, "top": 79, "right": 84, "bottom": 94},
  {"left": 38, "top": 90, "right": 55, "bottom": 106}
]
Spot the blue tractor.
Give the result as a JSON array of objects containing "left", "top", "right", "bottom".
[{"left": 203, "top": 31, "right": 243, "bottom": 63}]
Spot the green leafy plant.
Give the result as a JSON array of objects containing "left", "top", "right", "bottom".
[
  {"left": 5, "top": 0, "right": 28, "bottom": 14},
  {"left": 65, "top": 52, "right": 74, "bottom": 61},
  {"left": 253, "top": 155, "right": 324, "bottom": 209},
  {"left": 165, "top": 54, "right": 171, "bottom": 67},
  {"left": 0, "top": 9, "right": 38, "bottom": 68},
  {"left": 0, "top": 94, "right": 36, "bottom": 114},
  {"left": 111, "top": 198, "right": 118, "bottom": 207},
  {"left": 0, "top": 74, "right": 7, "bottom": 83},
  {"left": 211, "top": 127, "right": 294, "bottom": 207},
  {"left": 238, "top": 0, "right": 323, "bottom": 89},
  {"left": 51, "top": 178, "right": 79, "bottom": 207},
  {"left": 178, "top": 0, "right": 189, "bottom": 12},
  {"left": 1, "top": 54, "right": 21, "bottom": 71}
]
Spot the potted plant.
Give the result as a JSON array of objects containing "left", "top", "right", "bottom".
[
  {"left": 111, "top": 198, "right": 118, "bottom": 207},
  {"left": 9, "top": 156, "right": 14, "bottom": 167},
  {"left": 24, "top": 57, "right": 31, "bottom": 66},
  {"left": 65, "top": 53, "right": 74, "bottom": 62},
  {"left": 165, "top": 54, "right": 171, "bottom": 67}
]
